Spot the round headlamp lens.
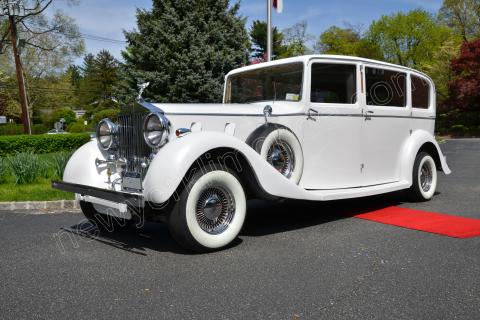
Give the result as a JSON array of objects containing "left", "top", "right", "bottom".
[
  {"left": 96, "top": 119, "right": 117, "bottom": 150},
  {"left": 144, "top": 113, "right": 169, "bottom": 148}
]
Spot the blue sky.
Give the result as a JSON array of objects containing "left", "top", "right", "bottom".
[{"left": 51, "top": 0, "right": 444, "bottom": 64}]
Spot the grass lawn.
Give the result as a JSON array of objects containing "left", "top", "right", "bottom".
[
  {"left": 0, "top": 152, "right": 75, "bottom": 202},
  {"left": 0, "top": 178, "right": 74, "bottom": 202}
]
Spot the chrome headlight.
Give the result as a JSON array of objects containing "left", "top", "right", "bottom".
[
  {"left": 96, "top": 118, "right": 118, "bottom": 150},
  {"left": 143, "top": 112, "right": 169, "bottom": 148}
]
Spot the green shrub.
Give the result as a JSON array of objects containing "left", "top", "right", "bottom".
[
  {"left": 68, "top": 119, "right": 94, "bottom": 133},
  {"left": 8, "top": 152, "right": 41, "bottom": 184},
  {"left": 92, "top": 109, "right": 120, "bottom": 125},
  {"left": 42, "top": 108, "right": 77, "bottom": 129},
  {"left": 68, "top": 120, "right": 86, "bottom": 133},
  {"left": 0, "top": 124, "right": 49, "bottom": 135},
  {"left": 450, "top": 124, "right": 468, "bottom": 137},
  {"left": 51, "top": 151, "right": 72, "bottom": 179},
  {"left": 0, "top": 133, "right": 90, "bottom": 157},
  {"left": 0, "top": 158, "right": 8, "bottom": 183}
]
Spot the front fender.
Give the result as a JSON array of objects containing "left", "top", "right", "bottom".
[
  {"left": 142, "top": 132, "right": 306, "bottom": 204},
  {"left": 63, "top": 140, "right": 114, "bottom": 189},
  {"left": 399, "top": 130, "right": 451, "bottom": 183}
]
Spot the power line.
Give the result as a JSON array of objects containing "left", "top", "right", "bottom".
[
  {"left": 78, "top": 33, "right": 126, "bottom": 44},
  {"left": 1, "top": 84, "right": 104, "bottom": 94},
  {"left": 24, "top": 22, "right": 126, "bottom": 44}
]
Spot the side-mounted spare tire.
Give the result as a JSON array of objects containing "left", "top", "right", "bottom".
[{"left": 247, "top": 125, "right": 304, "bottom": 184}]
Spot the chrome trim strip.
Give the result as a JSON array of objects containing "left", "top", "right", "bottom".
[
  {"left": 164, "top": 112, "right": 304, "bottom": 117},
  {"left": 165, "top": 112, "right": 436, "bottom": 120},
  {"left": 306, "top": 181, "right": 400, "bottom": 191},
  {"left": 315, "top": 114, "right": 436, "bottom": 120}
]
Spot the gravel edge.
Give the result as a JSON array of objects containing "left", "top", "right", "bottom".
[{"left": 0, "top": 200, "right": 79, "bottom": 212}]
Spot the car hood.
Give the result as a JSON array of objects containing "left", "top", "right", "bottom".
[
  {"left": 151, "top": 103, "right": 265, "bottom": 116},
  {"left": 149, "top": 101, "right": 302, "bottom": 116}
]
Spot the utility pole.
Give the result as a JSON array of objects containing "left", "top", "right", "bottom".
[
  {"left": 266, "top": 0, "right": 272, "bottom": 62},
  {"left": 4, "top": 0, "right": 31, "bottom": 134}
]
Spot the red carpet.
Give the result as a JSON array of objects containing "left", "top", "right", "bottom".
[{"left": 354, "top": 206, "right": 480, "bottom": 238}]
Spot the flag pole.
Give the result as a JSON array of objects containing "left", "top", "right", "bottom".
[{"left": 267, "top": 0, "right": 272, "bottom": 62}]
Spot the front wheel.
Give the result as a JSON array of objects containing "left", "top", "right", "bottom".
[
  {"left": 407, "top": 152, "right": 438, "bottom": 202},
  {"left": 168, "top": 165, "right": 247, "bottom": 253}
]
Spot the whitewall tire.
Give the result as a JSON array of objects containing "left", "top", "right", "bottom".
[
  {"left": 168, "top": 165, "right": 246, "bottom": 252},
  {"left": 408, "top": 152, "right": 438, "bottom": 202},
  {"left": 251, "top": 127, "right": 303, "bottom": 184}
]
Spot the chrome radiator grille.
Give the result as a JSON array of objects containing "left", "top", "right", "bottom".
[{"left": 118, "top": 113, "right": 151, "bottom": 177}]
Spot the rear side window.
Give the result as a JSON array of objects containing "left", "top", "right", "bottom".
[
  {"left": 411, "top": 75, "right": 430, "bottom": 109},
  {"left": 311, "top": 63, "right": 357, "bottom": 104},
  {"left": 366, "top": 67, "right": 406, "bottom": 107}
]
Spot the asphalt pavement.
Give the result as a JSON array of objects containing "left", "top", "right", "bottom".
[{"left": 1, "top": 139, "right": 479, "bottom": 320}]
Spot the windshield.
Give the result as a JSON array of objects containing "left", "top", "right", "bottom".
[{"left": 225, "top": 63, "right": 304, "bottom": 104}]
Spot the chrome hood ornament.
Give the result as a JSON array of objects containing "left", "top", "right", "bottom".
[{"left": 137, "top": 82, "right": 150, "bottom": 102}]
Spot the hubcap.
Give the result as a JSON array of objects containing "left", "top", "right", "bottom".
[
  {"left": 420, "top": 161, "right": 433, "bottom": 192},
  {"left": 267, "top": 140, "right": 295, "bottom": 178},
  {"left": 195, "top": 187, "right": 235, "bottom": 235}
]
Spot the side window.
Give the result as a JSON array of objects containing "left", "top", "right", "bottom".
[
  {"left": 311, "top": 63, "right": 357, "bottom": 104},
  {"left": 366, "top": 67, "right": 406, "bottom": 107},
  {"left": 411, "top": 75, "right": 430, "bottom": 109}
]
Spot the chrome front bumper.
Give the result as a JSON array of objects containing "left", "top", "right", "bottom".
[{"left": 52, "top": 181, "right": 144, "bottom": 208}]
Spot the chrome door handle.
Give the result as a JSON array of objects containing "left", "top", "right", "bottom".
[
  {"left": 307, "top": 108, "right": 319, "bottom": 121},
  {"left": 364, "top": 109, "right": 374, "bottom": 120}
]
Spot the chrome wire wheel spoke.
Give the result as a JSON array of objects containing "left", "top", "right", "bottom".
[
  {"left": 266, "top": 140, "right": 295, "bottom": 178},
  {"left": 195, "top": 186, "right": 236, "bottom": 235},
  {"left": 420, "top": 161, "right": 433, "bottom": 192}
]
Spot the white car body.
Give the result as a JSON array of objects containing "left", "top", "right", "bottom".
[{"left": 55, "top": 55, "right": 450, "bottom": 250}]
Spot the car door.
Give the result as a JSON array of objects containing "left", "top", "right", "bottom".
[
  {"left": 361, "top": 64, "right": 411, "bottom": 185},
  {"left": 301, "top": 60, "right": 364, "bottom": 190},
  {"left": 410, "top": 73, "right": 436, "bottom": 134}
]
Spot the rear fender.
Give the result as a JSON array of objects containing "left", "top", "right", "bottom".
[{"left": 400, "top": 130, "right": 451, "bottom": 184}]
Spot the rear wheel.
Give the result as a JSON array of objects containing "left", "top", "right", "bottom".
[
  {"left": 168, "top": 165, "right": 246, "bottom": 253},
  {"left": 407, "top": 152, "right": 437, "bottom": 202}
]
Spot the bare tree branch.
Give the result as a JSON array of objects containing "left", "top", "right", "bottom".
[
  {"left": 21, "top": 20, "right": 57, "bottom": 35},
  {"left": 24, "top": 40, "right": 58, "bottom": 51},
  {"left": 18, "top": 0, "right": 53, "bottom": 22}
]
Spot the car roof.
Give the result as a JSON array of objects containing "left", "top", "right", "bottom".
[{"left": 226, "top": 55, "right": 433, "bottom": 83}]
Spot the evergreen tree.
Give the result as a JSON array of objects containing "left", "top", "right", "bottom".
[
  {"left": 249, "top": 20, "right": 285, "bottom": 60},
  {"left": 122, "top": 0, "right": 249, "bottom": 103},
  {"left": 78, "top": 50, "right": 120, "bottom": 106},
  {"left": 92, "top": 50, "right": 120, "bottom": 100}
]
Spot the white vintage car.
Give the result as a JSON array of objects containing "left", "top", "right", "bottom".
[{"left": 54, "top": 55, "right": 451, "bottom": 252}]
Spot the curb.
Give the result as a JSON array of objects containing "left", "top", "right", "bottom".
[{"left": 0, "top": 200, "right": 79, "bottom": 211}]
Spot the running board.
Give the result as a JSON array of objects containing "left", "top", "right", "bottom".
[{"left": 304, "top": 181, "right": 411, "bottom": 201}]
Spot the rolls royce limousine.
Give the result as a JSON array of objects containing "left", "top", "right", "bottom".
[{"left": 53, "top": 55, "right": 451, "bottom": 252}]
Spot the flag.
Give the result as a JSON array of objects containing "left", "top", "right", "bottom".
[{"left": 273, "top": 0, "right": 283, "bottom": 13}]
